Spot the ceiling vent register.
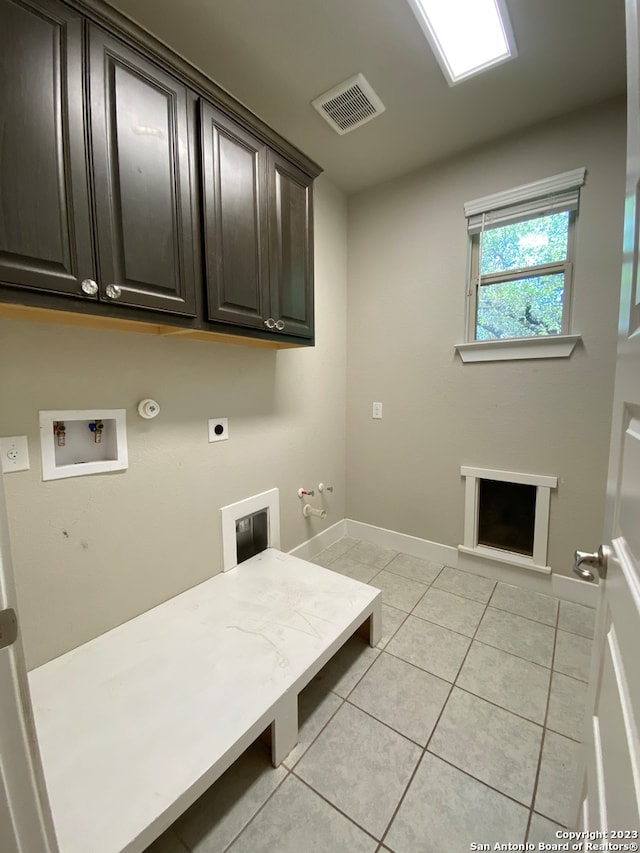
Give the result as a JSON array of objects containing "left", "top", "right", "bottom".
[{"left": 312, "top": 73, "right": 385, "bottom": 135}]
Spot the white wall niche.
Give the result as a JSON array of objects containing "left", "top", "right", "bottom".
[
  {"left": 220, "top": 488, "right": 280, "bottom": 572},
  {"left": 458, "top": 466, "right": 557, "bottom": 574},
  {"left": 39, "top": 409, "right": 128, "bottom": 481}
]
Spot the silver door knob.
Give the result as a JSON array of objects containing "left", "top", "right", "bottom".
[
  {"left": 275, "top": 320, "right": 285, "bottom": 331},
  {"left": 105, "top": 284, "right": 122, "bottom": 300},
  {"left": 264, "top": 318, "right": 276, "bottom": 329},
  {"left": 81, "top": 278, "right": 98, "bottom": 296},
  {"left": 574, "top": 544, "right": 609, "bottom": 582}
]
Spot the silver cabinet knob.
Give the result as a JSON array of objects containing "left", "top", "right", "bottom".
[
  {"left": 264, "top": 318, "right": 276, "bottom": 329},
  {"left": 275, "top": 320, "right": 285, "bottom": 331},
  {"left": 105, "top": 284, "right": 122, "bottom": 300},
  {"left": 81, "top": 278, "right": 98, "bottom": 296},
  {"left": 574, "top": 544, "right": 609, "bottom": 582}
]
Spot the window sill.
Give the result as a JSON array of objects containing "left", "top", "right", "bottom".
[
  {"left": 455, "top": 334, "right": 581, "bottom": 363},
  {"left": 458, "top": 544, "right": 551, "bottom": 575}
]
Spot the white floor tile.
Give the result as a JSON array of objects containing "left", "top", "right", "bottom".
[
  {"left": 367, "top": 570, "right": 428, "bottom": 612},
  {"left": 386, "top": 615, "right": 470, "bottom": 682},
  {"left": 349, "top": 652, "right": 450, "bottom": 745},
  {"left": 413, "top": 587, "right": 485, "bottom": 637},
  {"left": 330, "top": 554, "right": 380, "bottom": 583},
  {"left": 376, "top": 604, "right": 409, "bottom": 649},
  {"left": 227, "top": 775, "right": 378, "bottom": 853},
  {"left": 429, "top": 688, "right": 543, "bottom": 805},
  {"left": 313, "top": 633, "right": 380, "bottom": 698},
  {"left": 547, "top": 671, "right": 587, "bottom": 741},
  {"left": 349, "top": 541, "right": 398, "bottom": 569},
  {"left": 173, "top": 743, "right": 287, "bottom": 853},
  {"left": 490, "top": 582, "right": 558, "bottom": 626},
  {"left": 554, "top": 630, "right": 592, "bottom": 682},
  {"left": 476, "top": 607, "right": 555, "bottom": 667},
  {"left": 527, "top": 812, "right": 566, "bottom": 843},
  {"left": 558, "top": 600, "right": 596, "bottom": 639},
  {"left": 534, "top": 731, "right": 582, "bottom": 826},
  {"left": 432, "top": 567, "right": 495, "bottom": 603},
  {"left": 282, "top": 678, "right": 343, "bottom": 768},
  {"left": 457, "top": 641, "right": 550, "bottom": 724},
  {"left": 385, "top": 753, "right": 528, "bottom": 853},
  {"left": 384, "top": 553, "right": 443, "bottom": 585},
  {"left": 295, "top": 703, "right": 421, "bottom": 839}
]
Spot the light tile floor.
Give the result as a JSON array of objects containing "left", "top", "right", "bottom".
[{"left": 146, "top": 538, "right": 596, "bottom": 853}]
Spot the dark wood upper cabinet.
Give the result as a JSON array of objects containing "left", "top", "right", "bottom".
[
  {"left": 201, "top": 107, "right": 314, "bottom": 340},
  {"left": 88, "top": 28, "right": 197, "bottom": 315},
  {"left": 0, "top": 0, "right": 319, "bottom": 344},
  {"left": 268, "top": 153, "right": 314, "bottom": 339},
  {"left": 201, "top": 102, "right": 269, "bottom": 329},
  {"left": 0, "top": 0, "right": 94, "bottom": 297}
]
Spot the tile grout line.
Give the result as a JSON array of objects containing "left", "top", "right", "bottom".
[
  {"left": 525, "top": 596, "right": 563, "bottom": 842},
  {"left": 289, "top": 769, "right": 383, "bottom": 846},
  {"left": 377, "top": 574, "right": 498, "bottom": 848},
  {"left": 422, "top": 749, "right": 539, "bottom": 811},
  {"left": 297, "top": 556, "right": 451, "bottom": 849},
  {"left": 216, "top": 757, "right": 292, "bottom": 853}
]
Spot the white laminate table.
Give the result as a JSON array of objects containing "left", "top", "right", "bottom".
[{"left": 28, "top": 549, "right": 381, "bottom": 853}]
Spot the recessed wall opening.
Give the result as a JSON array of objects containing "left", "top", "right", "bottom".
[
  {"left": 459, "top": 466, "right": 557, "bottom": 574},
  {"left": 220, "top": 488, "right": 281, "bottom": 572},
  {"left": 235, "top": 509, "right": 269, "bottom": 565},
  {"left": 477, "top": 479, "right": 536, "bottom": 557}
]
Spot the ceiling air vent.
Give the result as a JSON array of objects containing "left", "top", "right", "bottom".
[{"left": 312, "top": 73, "right": 385, "bottom": 136}]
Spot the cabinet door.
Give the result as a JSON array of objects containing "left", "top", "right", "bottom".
[
  {"left": 267, "top": 152, "right": 314, "bottom": 339},
  {"left": 0, "top": 0, "right": 94, "bottom": 297},
  {"left": 201, "top": 102, "right": 269, "bottom": 329},
  {"left": 89, "top": 28, "right": 197, "bottom": 315}
]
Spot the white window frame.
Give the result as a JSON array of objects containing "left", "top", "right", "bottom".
[{"left": 456, "top": 168, "right": 586, "bottom": 363}]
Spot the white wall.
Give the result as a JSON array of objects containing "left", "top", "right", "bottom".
[
  {"left": 0, "top": 175, "right": 348, "bottom": 669},
  {"left": 0, "top": 100, "right": 627, "bottom": 668},
  {"left": 346, "top": 99, "right": 626, "bottom": 578}
]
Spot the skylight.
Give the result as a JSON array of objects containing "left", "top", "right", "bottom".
[{"left": 407, "top": 0, "right": 516, "bottom": 85}]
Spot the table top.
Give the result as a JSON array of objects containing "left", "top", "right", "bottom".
[{"left": 28, "top": 549, "right": 380, "bottom": 853}]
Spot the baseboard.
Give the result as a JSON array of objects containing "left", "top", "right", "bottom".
[
  {"left": 289, "top": 519, "right": 347, "bottom": 561},
  {"left": 290, "top": 518, "right": 599, "bottom": 607},
  {"left": 344, "top": 519, "right": 459, "bottom": 568},
  {"left": 343, "top": 519, "right": 598, "bottom": 608},
  {"left": 551, "top": 573, "right": 600, "bottom": 607}
]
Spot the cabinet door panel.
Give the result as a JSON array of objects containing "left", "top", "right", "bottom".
[
  {"left": 201, "top": 102, "right": 268, "bottom": 328},
  {"left": 0, "top": 0, "right": 94, "bottom": 296},
  {"left": 268, "top": 153, "right": 313, "bottom": 339},
  {"left": 90, "top": 28, "right": 196, "bottom": 315}
]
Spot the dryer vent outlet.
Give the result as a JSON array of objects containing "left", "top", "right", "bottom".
[{"left": 312, "top": 73, "right": 385, "bottom": 135}]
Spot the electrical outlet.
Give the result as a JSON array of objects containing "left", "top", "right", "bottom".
[
  {"left": 0, "top": 435, "right": 30, "bottom": 472},
  {"left": 372, "top": 402, "right": 383, "bottom": 419},
  {"left": 208, "top": 418, "right": 229, "bottom": 442}
]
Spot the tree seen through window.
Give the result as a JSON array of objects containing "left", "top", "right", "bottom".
[{"left": 475, "top": 211, "right": 570, "bottom": 340}]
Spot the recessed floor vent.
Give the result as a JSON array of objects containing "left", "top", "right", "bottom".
[{"left": 312, "top": 73, "right": 385, "bottom": 135}]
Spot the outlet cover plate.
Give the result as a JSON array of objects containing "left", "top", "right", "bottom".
[
  {"left": 0, "top": 435, "right": 30, "bottom": 472},
  {"left": 208, "top": 418, "right": 229, "bottom": 442}
]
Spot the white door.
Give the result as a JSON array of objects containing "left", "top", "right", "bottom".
[
  {"left": 0, "top": 472, "right": 58, "bottom": 852},
  {"left": 575, "top": 0, "right": 640, "bottom": 832}
]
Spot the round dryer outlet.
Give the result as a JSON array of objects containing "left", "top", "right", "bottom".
[{"left": 208, "top": 418, "right": 229, "bottom": 442}]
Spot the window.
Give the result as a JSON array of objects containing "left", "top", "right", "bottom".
[{"left": 459, "top": 168, "right": 586, "bottom": 360}]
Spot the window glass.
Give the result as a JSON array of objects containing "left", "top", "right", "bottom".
[
  {"left": 476, "top": 273, "right": 565, "bottom": 340},
  {"left": 479, "top": 211, "right": 569, "bottom": 276}
]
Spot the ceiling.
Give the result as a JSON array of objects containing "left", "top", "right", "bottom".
[{"left": 108, "top": 0, "right": 626, "bottom": 194}]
